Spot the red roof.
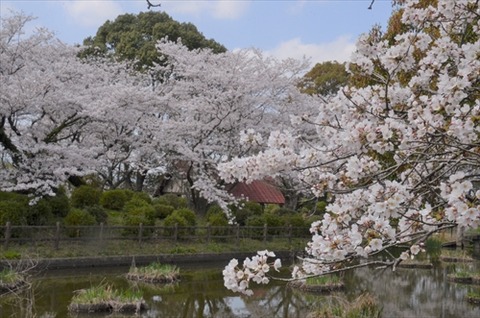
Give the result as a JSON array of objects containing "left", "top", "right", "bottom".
[{"left": 228, "top": 180, "right": 285, "bottom": 205}]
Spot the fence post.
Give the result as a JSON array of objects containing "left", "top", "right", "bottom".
[
  {"left": 263, "top": 223, "right": 268, "bottom": 243},
  {"left": 138, "top": 223, "right": 143, "bottom": 244},
  {"left": 288, "top": 224, "right": 292, "bottom": 245},
  {"left": 54, "top": 222, "right": 60, "bottom": 250},
  {"left": 99, "top": 222, "right": 104, "bottom": 242},
  {"left": 174, "top": 223, "right": 178, "bottom": 244},
  {"left": 236, "top": 224, "right": 240, "bottom": 247},
  {"left": 4, "top": 222, "right": 11, "bottom": 250}
]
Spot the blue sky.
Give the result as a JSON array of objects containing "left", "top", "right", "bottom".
[{"left": 1, "top": 0, "right": 394, "bottom": 65}]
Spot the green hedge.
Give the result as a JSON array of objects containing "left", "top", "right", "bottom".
[{"left": 71, "top": 185, "right": 102, "bottom": 208}]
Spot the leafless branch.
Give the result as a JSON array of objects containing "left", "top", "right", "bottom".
[
  {"left": 146, "top": 0, "right": 161, "bottom": 9},
  {"left": 368, "top": 0, "right": 376, "bottom": 10}
]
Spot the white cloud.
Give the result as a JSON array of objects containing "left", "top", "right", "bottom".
[
  {"left": 164, "top": 0, "right": 250, "bottom": 19},
  {"left": 212, "top": 1, "right": 250, "bottom": 19},
  {"left": 63, "top": 1, "right": 123, "bottom": 28},
  {"left": 265, "top": 36, "right": 357, "bottom": 65}
]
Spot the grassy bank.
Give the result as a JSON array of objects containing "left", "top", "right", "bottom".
[{"left": 0, "top": 237, "right": 307, "bottom": 260}]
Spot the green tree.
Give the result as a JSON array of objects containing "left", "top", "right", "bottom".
[
  {"left": 298, "top": 61, "right": 349, "bottom": 96},
  {"left": 82, "top": 11, "right": 226, "bottom": 71}
]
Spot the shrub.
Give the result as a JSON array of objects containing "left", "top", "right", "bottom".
[
  {"left": 207, "top": 213, "right": 229, "bottom": 236},
  {"left": 154, "top": 204, "right": 174, "bottom": 219},
  {"left": 27, "top": 198, "right": 54, "bottom": 225},
  {"left": 47, "top": 189, "right": 70, "bottom": 217},
  {"left": 172, "top": 208, "right": 196, "bottom": 226},
  {"left": 100, "top": 189, "right": 129, "bottom": 211},
  {"left": 245, "top": 215, "right": 265, "bottom": 237},
  {"left": 122, "top": 206, "right": 156, "bottom": 237},
  {"left": 233, "top": 201, "right": 263, "bottom": 226},
  {"left": 282, "top": 213, "right": 308, "bottom": 236},
  {"left": 206, "top": 204, "right": 224, "bottom": 220},
  {"left": 264, "top": 204, "right": 280, "bottom": 214},
  {"left": 71, "top": 185, "right": 102, "bottom": 208},
  {"left": 64, "top": 209, "right": 96, "bottom": 237},
  {"left": 243, "top": 201, "right": 263, "bottom": 215},
  {"left": 163, "top": 213, "right": 188, "bottom": 237},
  {"left": 131, "top": 191, "right": 152, "bottom": 204},
  {"left": 276, "top": 207, "right": 296, "bottom": 215},
  {"left": 154, "top": 194, "right": 188, "bottom": 209},
  {"left": 85, "top": 205, "right": 108, "bottom": 224},
  {"left": 0, "top": 192, "right": 28, "bottom": 237},
  {"left": 64, "top": 209, "right": 96, "bottom": 226},
  {"left": 264, "top": 212, "right": 284, "bottom": 235},
  {"left": 124, "top": 197, "right": 151, "bottom": 212},
  {"left": 0, "top": 201, "right": 28, "bottom": 226}
]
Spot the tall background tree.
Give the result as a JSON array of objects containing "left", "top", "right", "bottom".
[
  {"left": 297, "top": 61, "right": 349, "bottom": 97},
  {"left": 82, "top": 11, "right": 226, "bottom": 71},
  {"left": 80, "top": 11, "right": 229, "bottom": 194}
]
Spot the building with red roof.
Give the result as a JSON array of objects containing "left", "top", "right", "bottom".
[{"left": 227, "top": 179, "right": 285, "bottom": 205}]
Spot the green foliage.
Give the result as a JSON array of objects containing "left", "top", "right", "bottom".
[
  {"left": 172, "top": 208, "right": 196, "bottom": 226},
  {"left": 2, "top": 250, "right": 21, "bottom": 260},
  {"left": 85, "top": 205, "right": 108, "bottom": 224},
  {"left": 0, "top": 200, "right": 27, "bottom": 226},
  {"left": 68, "top": 283, "right": 144, "bottom": 310},
  {"left": 233, "top": 201, "right": 263, "bottom": 226},
  {"left": 206, "top": 204, "right": 229, "bottom": 235},
  {"left": 163, "top": 213, "right": 188, "bottom": 237},
  {"left": 46, "top": 189, "right": 70, "bottom": 217},
  {"left": 64, "top": 208, "right": 96, "bottom": 237},
  {"left": 168, "top": 246, "right": 198, "bottom": 254},
  {"left": 100, "top": 189, "right": 129, "bottom": 211},
  {"left": 298, "top": 61, "right": 349, "bottom": 96},
  {"left": 264, "top": 204, "right": 280, "bottom": 214},
  {"left": 154, "top": 203, "right": 175, "bottom": 219},
  {"left": 64, "top": 209, "right": 96, "bottom": 226},
  {"left": 0, "top": 191, "right": 29, "bottom": 203},
  {"left": 275, "top": 207, "right": 296, "bottom": 215},
  {"left": 27, "top": 198, "right": 54, "bottom": 225},
  {"left": 0, "top": 268, "right": 23, "bottom": 283},
  {"left": 82, "top": 11, "right": 226, "bottom": 71},
  {"left": 306, "top": 274, "right": 341, "bottom": 286},
  {"left": 425, "top": 237, "right": 442, "bottom": 259},
  {"left": 316, "top": 201, "right": 328, "bottom": 214},
  {"left": 208, "top": 213, "right": 228, "bottom": 226},
  {"left": 124, "top": 197, "right": 151, "bottom": 212},
  {"left": 71, "top": 185, "right": 102, "bottom": 208},
  {"left": 0, "top": 192, "right": 29, "bottom": 237},
  {"left": 282, "top": 213, "right": 308, "bottom": 236},
  {"left": 245, "top": 215, "right": 265, "bottom": 237},
  {"left": 264, "top": 212, "right": 284, "bottom": 235},
  {"left": 127, "top": 262, "right": 179, "bottom": 283},
  {"left": 206, "top": 204, "right": 224, "bottom": 219},
  {"left": 130, "top": 191, "right": 152, "bottom": 204},
  {"left": 310, "top": 293, "right": 382, "bottom": 318},
  {"left": 243, "top": 201, "right": 263, "bottom": 214},
  {"left": 123, "top": 206, "right": 156, "bottom": 225},
  {"left": 154, "top": 194, "right": 188, "bottom": 209}
]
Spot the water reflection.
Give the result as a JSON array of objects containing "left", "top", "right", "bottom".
[{"left": 0, "top": 261, "right": 479, "bottom": 317}]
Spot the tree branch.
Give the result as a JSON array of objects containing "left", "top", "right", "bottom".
[{"left": 146, "top": 0, "right": 161, "bottom": 9}]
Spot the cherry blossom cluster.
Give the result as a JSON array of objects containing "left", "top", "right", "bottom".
[
  {"left": 223, "top": 250, "right": 281, "bottom": 295},
  {"left": 221, "top": 0, "right": 479, "bottom": 293}
]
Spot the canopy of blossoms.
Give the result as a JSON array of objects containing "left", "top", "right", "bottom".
[{"left": 221, "top": 0, "right": 480, "bottom": 295}]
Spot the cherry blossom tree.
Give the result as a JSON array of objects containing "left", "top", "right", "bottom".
[
  {"left": 0, "top": 13, "right": 156, "bottom": 196},
  {"left": 150, "top": 40, "right": 316, "bottom": 212},
  {"left": 221, "top": 0, "right": 480, "bottom": 295}
]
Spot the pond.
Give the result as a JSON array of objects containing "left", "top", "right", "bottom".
[{"left": 1, "top": 258, "right": 480, "bottom": 317}]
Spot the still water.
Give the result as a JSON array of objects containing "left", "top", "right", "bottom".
[{"left": 1, "top": 259, "right": 480, "bottom": 318}]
